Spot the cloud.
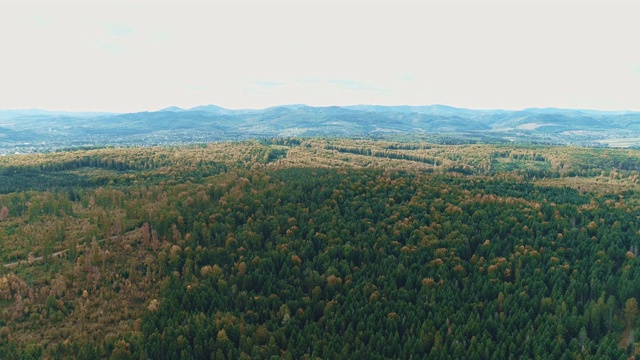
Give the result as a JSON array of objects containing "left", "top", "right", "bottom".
[
  {"left": 253, "top": 80, "right": 284, "bottom": 88},
  {"left": 243, "top": 80, "right": 285, "bottom": 96},
  {"left": 106, "top": 23, "right": 134, "bottom": 37},
  {"left": 187, "top": 85, "right": 206, "bottom": 92},
  {"left": 96, "top": 40, "right": 125, "bottom": 54},
  {"left": 326, "top": 79, "right": 387, "bottom": 93},
  {"left": 31, "top": 15, "right": 51, "bottom": 27},
  {"left": 398, "top": 74, "right": 415, "bottom": 82},
  {"left": 152, "top": 31, "right": 172, "bottom": 44},
  {"left": 297, "top": 78, "right": 322, "bottom": 84}
]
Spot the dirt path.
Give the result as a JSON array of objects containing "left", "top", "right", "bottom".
[
  {"left": 2, "top": 230, "right": 136, "bottom": 269},
  {"left": 3, "top": 248, "right": 70, "bottom": 269}
]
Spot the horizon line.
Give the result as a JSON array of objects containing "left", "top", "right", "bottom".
[{"left": 1, "top": 103, "right": 639, "bottom": 114}]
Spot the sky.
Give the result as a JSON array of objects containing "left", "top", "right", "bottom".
[{"left": 0, "top": 1, "right": 639, "bottom": 113}]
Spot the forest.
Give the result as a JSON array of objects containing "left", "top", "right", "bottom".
[{"left": 0, "top": 138, "right": 639, "bottom": 359}]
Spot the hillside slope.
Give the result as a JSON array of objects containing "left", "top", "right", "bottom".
[{"left": 0, "top": 139, "right": 639, "bottom": 358}]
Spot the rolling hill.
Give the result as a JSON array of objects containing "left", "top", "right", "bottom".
[{"left": 1, "top": 104, "right": 639, "bottom": 153}]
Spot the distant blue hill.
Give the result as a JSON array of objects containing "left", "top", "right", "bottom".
[
  {"left": 0, "top": 109, "right": 116, "bottom": 120},
  {"left": 1, "top": 104, "right": 639, "bottom": 151},
  {"left": 158, "top": 106, "right": 187, "bottom": 112}
]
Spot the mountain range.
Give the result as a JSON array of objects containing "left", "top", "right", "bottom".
[{"left": 1, "top": 104, "right": 639, "bottom": 153}]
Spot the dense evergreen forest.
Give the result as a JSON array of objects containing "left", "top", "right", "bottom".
[{"left": 0, "top": 139, "right": 639, "bottom": 359}]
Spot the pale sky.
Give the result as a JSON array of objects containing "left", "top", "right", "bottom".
[{"left": 1, "top": 1, "right": 639, "bottom": 112}]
